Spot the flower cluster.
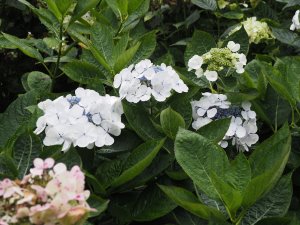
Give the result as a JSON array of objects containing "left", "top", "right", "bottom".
[
  {"left": 230, "top": 17, "right": 274, "bottom": 44},
  {"left": 188, "top": 41, "right": 247, "bottom": 82},
  {"left": 242, "top": 17, "right": 274, "bottom": 44},
  {"left": 0, "top": 158, "right": 93, "bottom": 225},
  {"left": 191, "top": 93, "right": 259, "bottom": 152},
  {"left": 34, "top": 88, "right": 124, "bottom": 152},
  {"left": 113, "top": 59, "right": 188, "bottom": 103},
  {"left": 290, "top": 10, "right": 300, "bottom": 31},
  {"left": 217, "top": 0, "right": 248, "bottom": 9}
]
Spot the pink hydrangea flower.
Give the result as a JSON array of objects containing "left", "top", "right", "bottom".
[{"left": 30, "top": 158, "right": 55, "bottom": 177}]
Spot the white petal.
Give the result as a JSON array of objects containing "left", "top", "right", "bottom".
[
  {"left": 197, "top": 108, "right": 207, "bottom": 117},
  {"left": 227, "top": 41, "right": 240, "bottom": 52},
  {"left": 207, "top": 108, "right": 217, "bottom": 118},
  {"left": 204, "top": 70, "right": 218, "bottom": 82},
  {"left": 188, "top": 55, "right": 203, "bottom": 70},
  {"left": 236, "top": 126, "right": 247, "bottom": 138}
]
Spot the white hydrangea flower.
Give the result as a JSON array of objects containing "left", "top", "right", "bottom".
[
  {"left": 242, "top": 17, "right": 274, "bottom": 44},
  {"left": 34, "top": 88, "right": 124, "bottom": 152},
  {"left": 114, "top": 59, "right": 188, "bottom": 103},
  {"left": 191, "top": 93, "right": 259, "bottom": 152},
  {"left": 290, "top": 10, "right": 300, "bottom": 31},
  {"left": 188, "top": 41, "right": 247, "bottom": 82}
]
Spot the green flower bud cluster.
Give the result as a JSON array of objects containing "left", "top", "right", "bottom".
[{"left": 202, "top": 47, "right": 237, "bottom": 71}]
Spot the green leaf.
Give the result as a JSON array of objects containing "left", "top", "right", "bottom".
[
  {"left": 241, "top": 59, "right": 268, "bottom": 97},
  {"left": 90, "top": 23, "right": 114, "bottom": 68},
  {"left": 274, "top": 56, "right": 300, "bottom": 102},
  {"left": 105, "top": 0, "right": 128, "bottom": 20},
  {"left": 114, "top": 42, "right": 141, "bottom": 73},
  {"left": 271, "top": 27, "right": 300, "bottom": 48},
  {"left": 159, "top": 185, "right": 226, "bottom": 220},
  {"left": 241, "top": 174, "right": 293, "bottom": 225},
  {"left": 242, "top": 124, "right": 291, "bottom": 207},
  {"left": 61, "top": 60, "right": 107, "bottom": 85},
  {"left": 197, "top": 118, "right": 231, "bottom": 144},
  {"left": 2, "top": 33, "right": 43, "bottom": 62},
  {"left": 0, "top": 35, "right": 16, "bottom": 49},
  {"left": 85, "top": 172, "right": 107, "bottom": 196},
  {"left": 209, "top": 154, "right": 251, "bottom": 217},
  {"left": 0, "top": 91, "right": 37, "bottom": 148},
  {"left": 122, "top": 0, "right": 150, "bottom": 31},
  {"left": 175, "top": 128, "right": 229, "bottom": 199},
  {"left": 260, "top": 62, "right": 296, "bottom": 106},
  {"left": 184, "top": 30, "right": 216, "bottom": 65},
  {"left": 54, "top": 147, "right": 82, "bottom": 169},
  {"left": 191, "top": 0, "right": 217, "bottom": 10},
  {"left": 44, "top": 0, "right": 62, "bottom": 20},
  {"left": 211, "top": 172, "right": 243, "bottom": 217},
  {"left": 70, "top": 0, "right": 100, "bottom": 24},
  {"left": 88, "top": 195, "right": 109, "bottom": 217},
  {"left": 0, "top": 154, "right": 18, "bottom": 179},
  {"left": 160, "top": 107, "right": 185, "bottom": 139},
  {"left": 132, "top": 185, "right": 177, "bottom": 221},
  {"left": 116, "top": 151, "right": 174, "bottom": 191},
  {"left": 123, "top": 102, "right": 164, "bottom": 140},
  {"left": 54, "top": 0, "right": 73, "bottom": 15},
  {"left": 13, "top": 132, "right": 41, "bottom": 179},
  {"left": 27, "top": 71, "right": 52, "bottom": 93},
  {"left": 129, "top": 31, "right": 156, "bottom": 65},
  {"left": 110, "top": 139, "right": 165, "bottom": 188},
  {"left": 173, "top": 209, "right": 208, "bottom": 225}
]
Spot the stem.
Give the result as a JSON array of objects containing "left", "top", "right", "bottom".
[
  {"left": 209, "top": 82, "right": 217, "bottom": 93},
  {"left": 53, "top": 18, "right": 64, "bottom": 78},
  {"left": 42, "top": 62, "right": 54, "bottom": 78}
]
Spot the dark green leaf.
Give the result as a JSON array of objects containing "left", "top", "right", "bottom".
[
  {"left": 132, "top": 185, "right": 177, "bottom": 221},
  {"left": 160, "top": 107, "right": 185, "bottom": 139},
  {"left": 197, "top": 118, "right": 231, "bottom": 144},
  {"left": 241, "top": 174, "right": 293, "bottom": 225},
  {"left": 13, "top": 132, "right": 41, "bottom": 179},
  {"left": 61, "top": 60, "right": 107, "bottom": 85},
  {"left": 27, "top": 71, "right": 52, "bottom": 93},
  {"left": 175, "top": 128, "right": 229, "bottom": 199},
  {"left": 2, "top": 33, "right": 43, "bottom": 62},
  {"left": 191, "top": 0, "right": 217, "bottom": 11},
  {"left": 110, "top": 139, "right": 165, "bottom": 188},
  {"left": 159, "top": 185, "right": 226, "bottom": 220},
  {"left": 184, "top": 30, "right": 216, "bottom": 65}
]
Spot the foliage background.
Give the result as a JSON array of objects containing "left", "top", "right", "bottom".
[{"left": 1, "top": 0, "right": 300, "bottom": 224}]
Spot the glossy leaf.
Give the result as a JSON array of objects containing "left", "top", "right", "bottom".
[
  {"left": 160, "top": 107, "right": 185, "bottom": 139},
  {"left": 184, "top": 30, "right": 216, "bottom": 65},
  {"left": 159, "top": 185, "right": 226, "bottom": 220},
  {"left": 13, "top": 132, "right": 41, "bottom": 179}
]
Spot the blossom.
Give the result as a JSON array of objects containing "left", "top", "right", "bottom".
[
  {"left": 0, "top": 158, "right": 94, "bottom": 225},
  {"left": 114, "top": 59, "right": 188, "bottom": 103},
  {"left": 187, "top": 41, "right": 247, "bottom": 82},
  {"left": 191, "top": 93, "right": 259, "bottom": 152},
  {"left": 290, "top": 10, "right": 300, "bottom": 31},
  {"left": 30, "top": 158, "right": 55, "bottom": 177},
  {"left": 34, "top": 88, "right": 124, "bottom": 152},
  {"left": 227, "top": 41, "right": 240, "bottom": 52}
]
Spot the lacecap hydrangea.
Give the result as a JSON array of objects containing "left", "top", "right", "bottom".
[
  {"left": 34, "top": 88, "right": 124, "bottom": 152},
  {"left": 188, "top": 41, "right": 247, "bottom": 82},
  {"left": 113, "top": 59, "right": 188, "bottom": 103},
  {"left": 191, "top": 93, "right": 259, "bottom": 152},
  {"left": 0, "top": 158, "right": 94, "bottom": 225},
  {"left": 290, "top": 10, "right": 300, "bottom": 31}
]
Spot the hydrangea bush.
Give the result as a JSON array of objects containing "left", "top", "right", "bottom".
[{"left": 0, "top": 0, "right": 300, "bottom": 224}]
